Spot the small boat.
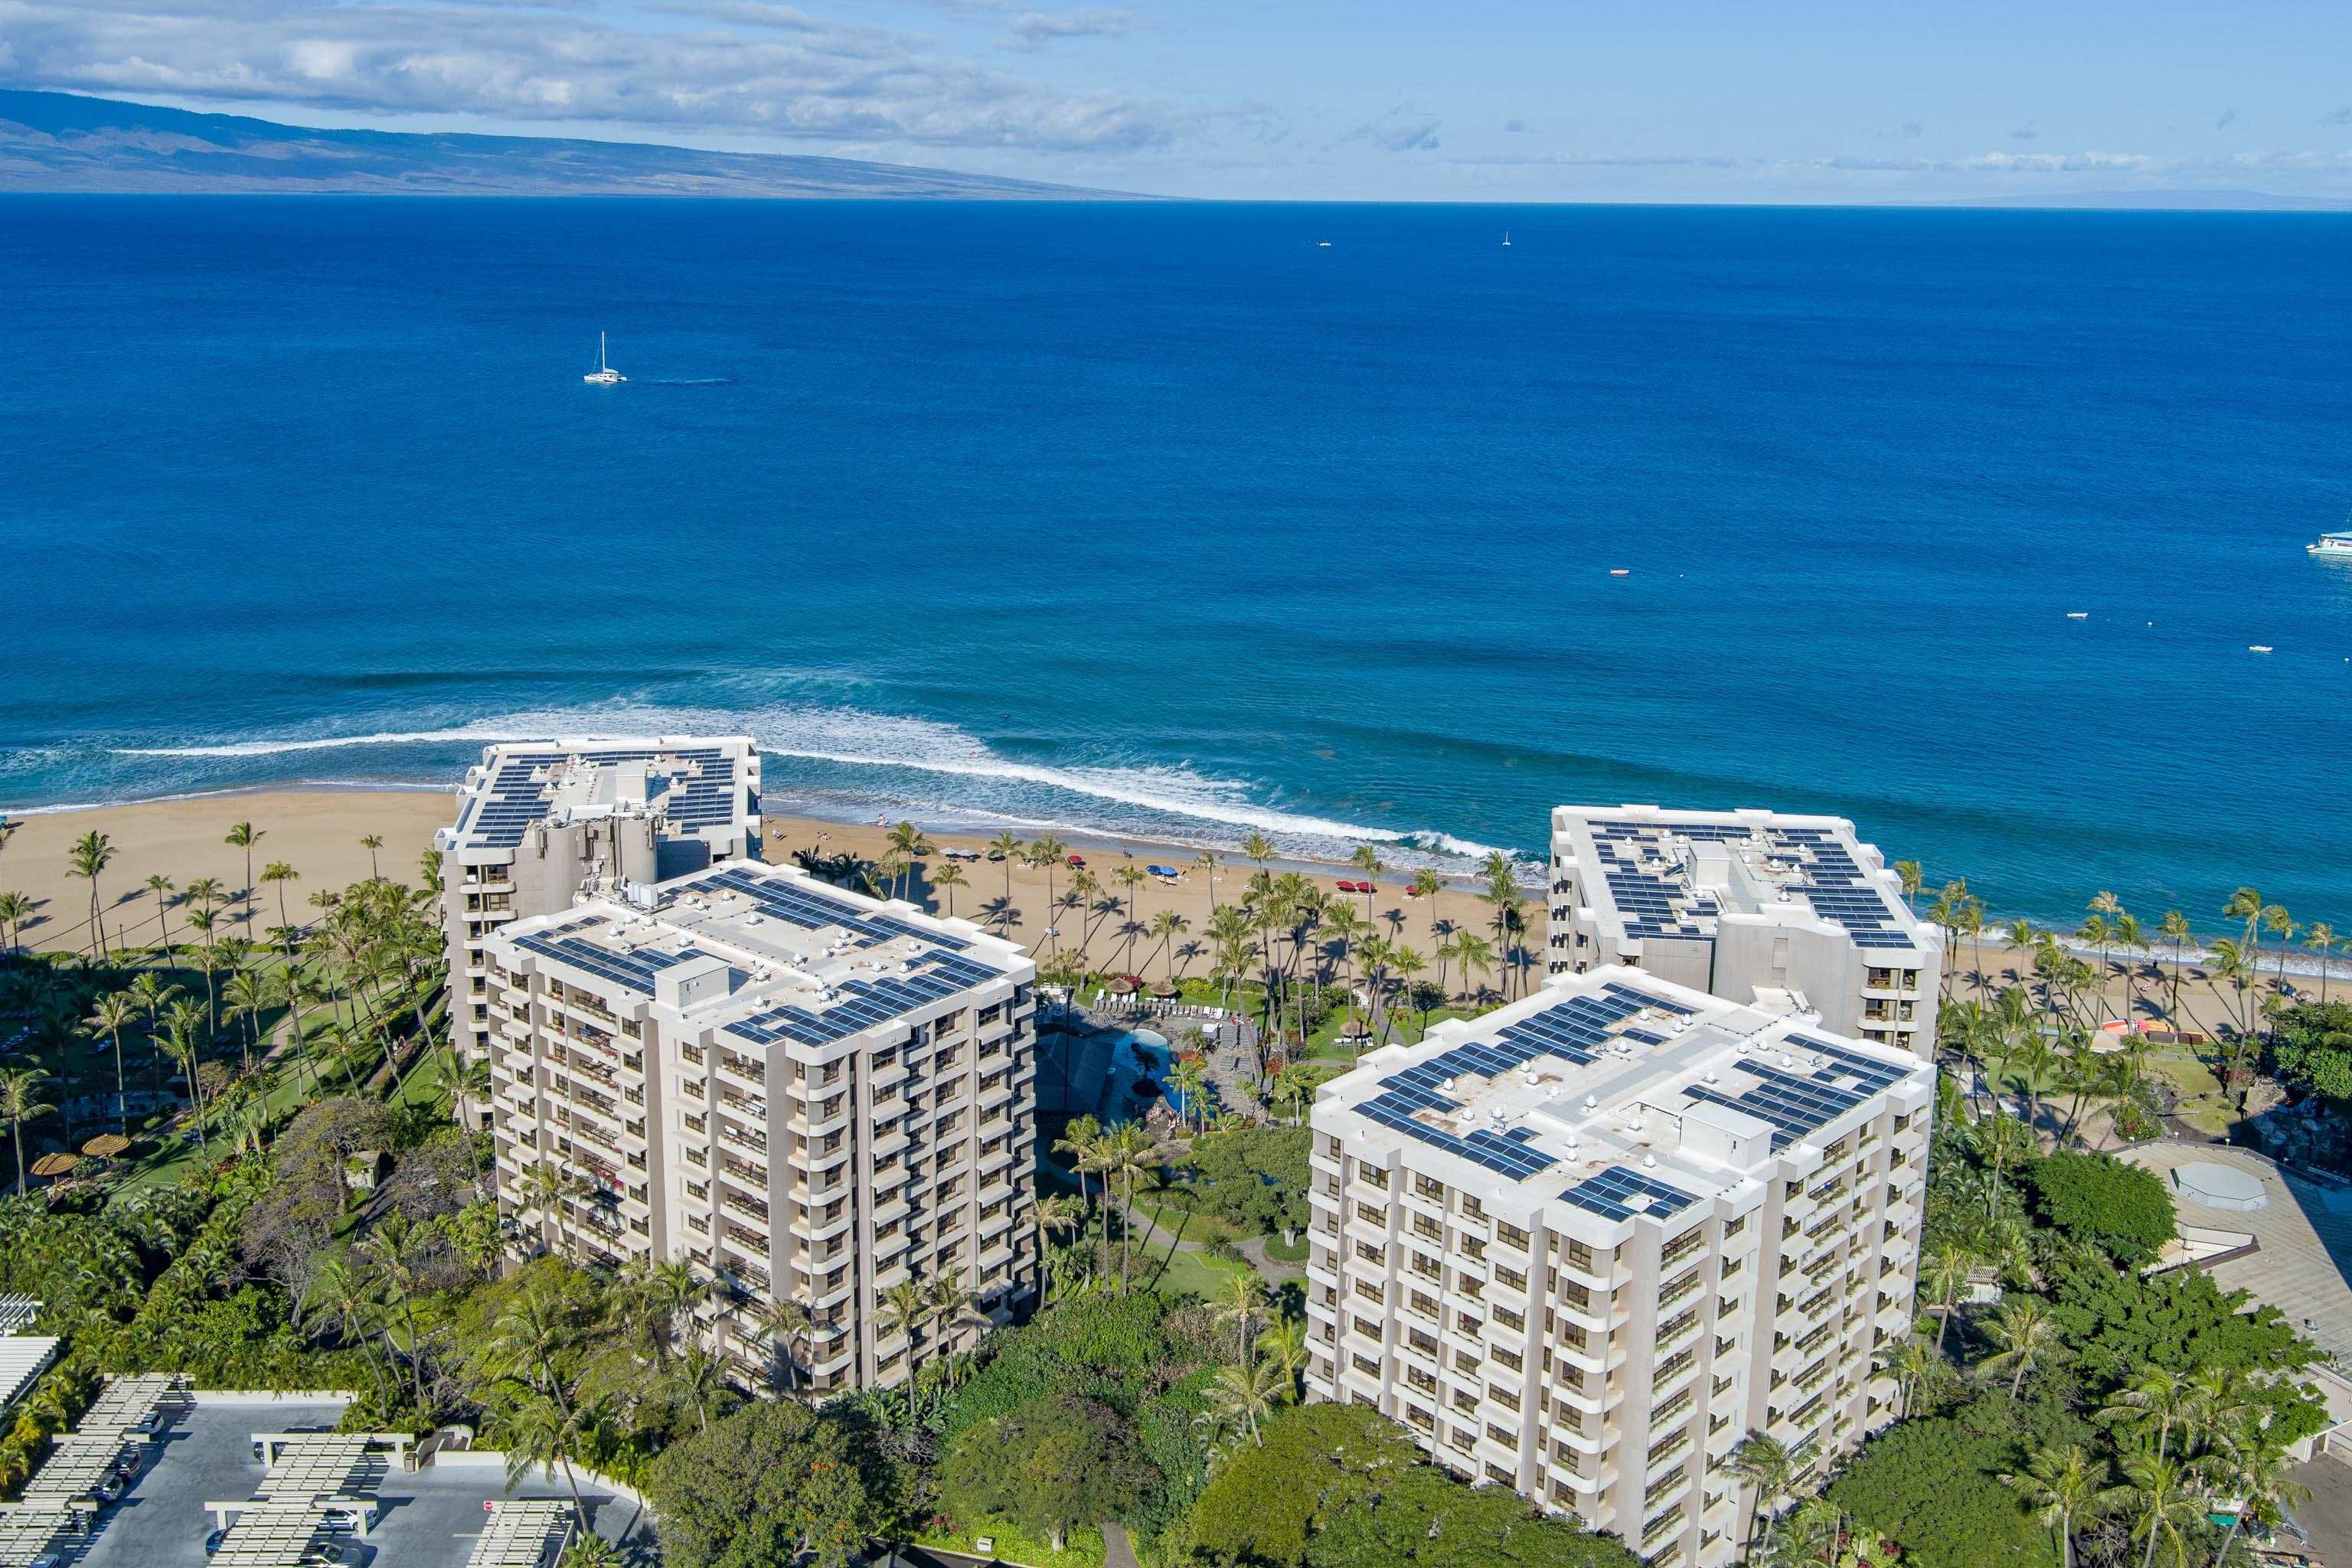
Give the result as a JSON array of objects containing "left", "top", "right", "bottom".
[
  {"left": 2066, "top": 611, "right": 2089, "bottom": 620},
  {"left": 583, "top": 332, "right": 626, "bottom": 386},
  {"left": 1609, "top": 568, "right": 1631, "bottom": 577},
  {"left": 1502, "top": 231, "right": 1513, "bottom": 247},
  {"left": 2308, "top": 528, "right": 2352, "bottom": 558},
  {"left": 1316, "top": 240, "right": 1332, "bottom": 248},
  {"left": 2249, "top": 645, "right": 2275, "bottom": 654}
]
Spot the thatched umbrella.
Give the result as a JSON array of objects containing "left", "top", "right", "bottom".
[
  {"left": 81, "top": 1135, "right": 132, "bottom": 1160},
  {"left": 1106, "top": 975, "right": 1138, "bottom": 996},
  {"left": 1149, "top": 980, "right": 1179, "bottom": 1000},
  {"left": 29, "top": 1154, "right": 77, "bottom": 1180}
]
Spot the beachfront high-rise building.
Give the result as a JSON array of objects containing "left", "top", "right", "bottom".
[
  {"left": 1547, "top": 805, "right": 1942, "bottom": 1057},
  {"left": 1303, "top": 965, "right": 1931, "bottom": 1566},
  {"left": 480, "top": 858, "right": 1037, "bottom": 1393},
  {"left": 436, "top": 738, "right": 763, "bottom": 1076}
]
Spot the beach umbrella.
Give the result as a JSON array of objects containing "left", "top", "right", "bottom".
[
  {"left": 28, "top": 1154, "right": 77, "bottom": 1180},
  {"left": 80, "top": 1135, "right": 132, "bottom": 1158}
]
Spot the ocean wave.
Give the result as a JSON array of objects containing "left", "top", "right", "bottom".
[{"left": 100, "top": 701, "right": 1516, "bottom": 868}]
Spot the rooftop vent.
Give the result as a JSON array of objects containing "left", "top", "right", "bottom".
[
  {"left": 1583, "top": 1093, "right": 1599, "bottom": 1111},
  {"left": 1641, "top": 1153, "right": 1659, "bottom": 1169}
]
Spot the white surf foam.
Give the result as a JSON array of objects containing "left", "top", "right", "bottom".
[{"left": 103, "top": 701, "right": 1517, "bottom": 867}]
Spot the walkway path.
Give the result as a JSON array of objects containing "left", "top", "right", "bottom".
[{"left": 1101, "top": 1523, "right": 1141, "bottom": 1568}]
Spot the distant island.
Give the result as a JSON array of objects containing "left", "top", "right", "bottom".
[{"left": 0, "top": 90, "right": 1141, "bottom": 198}]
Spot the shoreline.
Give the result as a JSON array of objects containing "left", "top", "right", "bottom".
[{"left": 3, "top": 784, "right": 2344, "bottom": 982}]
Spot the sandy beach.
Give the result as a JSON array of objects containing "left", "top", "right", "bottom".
[
  {"left": 0, "top": 790, "right": 1514, "bottom": 985},
  {"left": 2, "top": 790, "right": 2336, "bottom": 1033}
]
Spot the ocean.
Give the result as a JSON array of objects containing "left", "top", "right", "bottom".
[{"left": 3, "top": 196, "right": 2348, "bottom": 929}]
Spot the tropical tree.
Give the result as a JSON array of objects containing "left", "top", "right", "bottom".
[
  {"left": 143, "top": 874, "right": 178, "bottom": 959},
  {"left": 0, "top": 1068, "right": 56, "bottom": 1196},
  {"left": 2099, "top": 1365, "right": 2193, "bottom": 1462},
  {"left": 260, "top": 861, "right": 301, "bottom": 957},
  {"left": 359, "top": 833, "right": 384, "bottom": 879},
  {"left": 221, "top": 966, "right": 278, "bottom": 1076},
  {"left": 504, "top": 1390, "right": 599, "bottom": 1520},
  {"left": 1256, "top": 1317, "right": 1308, "bottom": 1396},
  {"left": 224, "top": 821, "right": 263, "bottom": 935},
  {"left": 1981, "top": 1295, "right": 2061, "bottom": 1397},
  {"left": 1201, "top": 1355, "right": 1285, "bottom": 1449},
  {"left": 2207, "top": 1422, "right": 2310, "bottom": 1568},
  {"left": 1728, "top": 1432, "right": 1797, "bottom": 1555},
  {"left": 1149, "top": 909, "right": 1188, "bottom": 982},
  {"left": 1195, "top": 849, "right": 1222, "bottom": 913},
  {"left": 2306, "top": 921, "right": 2337, "bottom": 1005},
  {"left": 2004, "top": 1442, "right": 2101, "bottom": 1568},
  {"left": 67, "top": 829, "right": 114, "bottom": 959},
  {"left": 1893, "top": 859, "right": 1923, "bottom": 913},
  {"left": 0, "top": 891, "right": 27, "bottom": 959},
  {"left": 2105, "top": 1452, "right": 2213, "bottom": 1568},
  {"left": 87, "top": 991, "right": 136, "bottom": 1139},
  {"left": 750, "top": 1292, "right": 815, "bottom": 1396},
  {"left": 1215, "top": 1269, "right": 1268, "bottom": 1362},
  {"left": 1099, "top": 1122, "right": 1156, "bottom": 1291},
  {"left": 512, "top": 1160, "right": 590, "bottom": 1253},
  {"left": 1033, "top": 1194, "right": 1085, "bottom": 1299},
  {"left": 2159, "top": 910, "right": 2193, "bottom": 1025},
  {"left": 931, "top": 861, "right": 966, "bottom": 918},
  {"left": 988, "top": 832, "right": 1025, "bottom": 929},
  {"left": 885, "top": 822, "right": 933, "bottom": 900}
]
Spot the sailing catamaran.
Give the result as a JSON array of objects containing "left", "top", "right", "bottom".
[{"left": 583, "top": 333, "right": 626, "bottom": 386}]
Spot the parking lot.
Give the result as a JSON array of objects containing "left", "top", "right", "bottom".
[{"left": 76, "top": 1396, "right": 647, "bottom": 1568}]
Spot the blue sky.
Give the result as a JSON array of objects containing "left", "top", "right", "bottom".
[{"left": 8, "top": 0, "right": 2352, "bottom": 201}]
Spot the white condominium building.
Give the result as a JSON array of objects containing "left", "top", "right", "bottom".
[
  {"left": 1304, "top": 965, "right": 1932, "bottom": 1567},
  {"left": 480, "top": 859, "right": 1037, "bottom": 1393},
  {"left": 437, "top": 738, "right": 763, "bottom": 1072},
  {"left": 1547, "top": 805, "right": 1942, "bottom": 1057}
]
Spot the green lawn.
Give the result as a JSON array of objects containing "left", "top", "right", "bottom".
[
  {"left": 919, "top": 1517, "right": 1106, "bottom": 1568},
  {"left": 1148, "top": 1246, "right": 1253, "bottom": 1302}
]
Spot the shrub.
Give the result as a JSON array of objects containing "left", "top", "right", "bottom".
[
  {"left": 939, "top": 1394, "right": 1153, "bottom": 1553},
  {"left": 642, "top": 1399, "right": 871, "bottom": 1568},
  {"left": 1824, "top": 1393, "right": 2086, "bottom": 1568},
  {"left": 2269, "top": 1001, "right": 2352, "bottom": 1101},
  {"left": 2025, "top": 1150, "right": 2176, "bottom": 1265}
]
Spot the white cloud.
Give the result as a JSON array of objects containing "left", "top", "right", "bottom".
[
  {"left": 1001, "top": 8, "right": 1145, "bottom": 49},
  {"left": 0, "top": 0, "right": 1177, "bottom": 152},
  {"left": 1357, "top": 105, "right": 1438, "bottom": 152}
]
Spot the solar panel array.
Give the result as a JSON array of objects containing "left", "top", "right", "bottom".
[
  {"left": 724, "top": 950, "right": 1004, "bottom": 1048},
  {"left": 704, "top": 867, "right": 972, "bottom": 954},
  {"left": 1586, "top": 818, "right": 1919, "bottom": 952},
  {"left": 460, "top": 746, "right": 748, "bottom": 850},
  {"left": 1558, "top": 1163, "right": 1700, "bottom": 1223},
  {"left": 1354, "top": 981, "right": 1694, "bottom": 1183},
  {"left": 1681, "top": 1038, "right": 1903, "bottom": 1152},
  {"left": 513, "top": 925, "right": 713, "bottom": 995}
]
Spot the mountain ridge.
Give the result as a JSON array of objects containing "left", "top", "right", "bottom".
[{"left": 0, "top": 90, "right": 1140, "bottom": 198}]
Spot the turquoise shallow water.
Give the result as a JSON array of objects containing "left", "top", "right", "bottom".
[{"left": 2, "top": 196, "right": 2349, "bottom": 926}]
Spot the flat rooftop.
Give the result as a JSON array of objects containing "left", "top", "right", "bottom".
[
  {"left": 439, "top": 735, "right": 760, "bottom": 854},
  {"left": 1319, "top": 965, "right": 1932, "bottom": 1226},
  {"left": 1553, "top": 803, "right": 1932, "bottom": 955},
  {"left": 492, "top": 861, "right": 1027, "bottom": 1050}
]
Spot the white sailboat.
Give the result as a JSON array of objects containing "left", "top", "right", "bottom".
[
  {"left": 583, "top": 333, "right": 626, "bottom": 386},
  {"left": 1502, "top": 231, "right": 1513, "bottom": 247}
]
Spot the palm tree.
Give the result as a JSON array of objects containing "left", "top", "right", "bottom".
[
  {"left": 0, "top": 891, "right": 28, "bottom": 959},
  {"left": 1149, "top": 909, "right": 1188, "bottom": 982},
  {"left": 1113, "top": 864, "right": 1148, "bottom": 970},
  {"left": 87, "top": 991, "right": 136, "bottom": 1139},
  {"left": 1389, "top": 945, "right": 1427, "bottom": 1041},
  {"left": 504, "top": 1390, "right": 597, "bottom": 1521},
  {"left": 665, "top": 1344, "right": 733, "bottom": 1435},
  {"left": 2262, "top": 903, "right": 2296, "bottom": 1026},
  {"left": 1033, "top": 1194, "right": 1084, "bottom": 1299},
  {"left": 1879, "top": 1333, "right": 1942, "bottom": 1419},
  {"left": 359, "top": 833, "right": 384, "bottom": 880},
  {"left": 1349, "top": 844, "right": 1383, "bottom": 913},
  {"left": 1922, "top": 1244, "right": 1978, "bottom": 1353},
  {"left": 885, "top": 822, "right": 933, "bottom": 900},
  {"left": 1031, "top": 835, "right": 1070, "bottom": 956},
  {"left": 1443, "top": 929, "right": 1494, "bottom": 1004},
  {"left": 1100, "top": 1122, "right": 1157, "bottom": 1292},
  {"left": 931, "top": 861, "right": 967, "bottom": 918},
  {"left": 1893, "top": 859, "right": 1924, "bottom": 913},
  {"left": 1215, "top": 1269, "right": 1268, "bottom": 1361},
  {"left": 1194, "top": 850, "right": 1222, "bottom": 913},
  {"left": 2158, "top": 910, "right": 2193, "bottom": 1024},
  {"left": 67, "top": 829, "right": 114, "bottom": 959},
  {"left": 2306, "top": 921, "right": 2337, "bottom": 1005},
  {"left": 1981, "top": 1295, "right": 2060, "bottom": 1396},
  {"left": 1256, "top": 1317, "right": 1308, "bottom": 1396},
  {"left": 512, "top": 1160, "right": 590, "bottom": 1253},
  {"left": 142, "top": 874, "right": 177, "bottom": 959},
  {"left": 2099, "top": 1366, "right": 2193, "bottom": 1462},
  {"left": 126, "top": 972, "right": 180, "bottom": 1096},
  {"left": 221, "top": 968, "right": 275, "bottom": 1076},
  {"left": 2107, "top": 1452, "right": 2213, "bottom": 1568},
  {"left": 163, "top": 1000, "right": 213, "bottom": 1147},
  {"left": 1240, "top": 831, "right": 1273, "bottom": 872},
  {"left": 259, "top": 861, "right": 300, "bottom": 957},
  {"left": 1202, "top": 1356, "right": 1284, "bottom": 1448},
  {"left": 2207, "top": 1422, "right": 2310, "bottom": 1568},
  {"left": 988, "top": 832, "right": 1024, "bottom": 929},
  {"left": 750, "top": 1292, "right": 815, "bottom": 1395},
  {"left": 1053, "top": 1121, "right": 1110, "bottom": 1277},
  {"left": 0, "top": 1069, "right": 55, "bottom": 1196},
  {"left": 2004, "top": 1442, "right": 2100, "bottom": 1568},
  {"left": 224, "top": 821, "right": 263, "bottom": 936},
  {"left": 1727, "top": 1432, "right": 1797, "bottom": 1556},
  {"left": 878, "top": 1277, "right": 933, "bottom": 1416}
]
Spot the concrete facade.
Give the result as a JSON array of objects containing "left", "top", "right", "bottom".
[
  {"left": 436, "top": 737, "right": 762, "bottom": 1075},
  {"left": 1547, "top": 805, "right": 1942, "bottom": 1057},
  {"left": 481, "top": 858, "right": 1037, "bottom": 1394},
  {"left": 1304, "top": 965, "right": 1932, "bottom": 1567}
]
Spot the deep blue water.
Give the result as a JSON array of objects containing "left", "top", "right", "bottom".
[{"left": 3, "top": 196, "right": 2349, "bottom": 928}]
